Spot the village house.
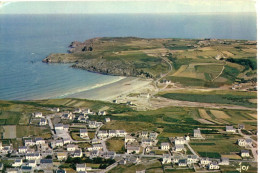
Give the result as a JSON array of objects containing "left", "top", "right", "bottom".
[
  {"left": 72, "top": 149, "right": 83, "bottom": 158},
  {"left": 28, "top": 160, "right": 36, "bottom": 167},
  {"left": 34, "top": 112, "right": 43, "bottom": 118},
  {"left": 161, "top": 143, "right": 170, "bottom": 150},
  {"left": 82, "top": 108, "right": 93, "bottom": 115},
  {"left": 88, "top": 121, "right": 102, "bottom": 128},
  {"left": 24, "top": 139, "right": 35, "bottom": 146},
  {"left": 102, "top": 151, "right": 116, "bottom": 159},
  {"left": 40, "top": 159, "right": 53, "bottom": 170},
  {"left": 219, "top": 157, "right": 229, "bottom": 165},
  {"left": 12, "top": 159, "right": 23, "bottom": 167},
  {"left": 57, "top": 152, "right": 68, "bottom": 161},
  {"left": 18, "top": 146, "right": 27, "bottom": 154},
  {"left": 93, "top": 144, "right": 103, "bottom": 150},
  {"left": 194, "top": 129, "right": 202, "bottom": 138},
  {"left": 200, "top": 158, "right": 211, "bottom": 166},
  {"left": 162, "top": 154, "right": 171, "bottom": 164},
  {"left": 35, "top": 137, "right": 45, "bottom": 145},
  {"left": 39, "top": 118, "right": 47, "bottom": 126},
  {"left": 226, "top": 126, "right": 236, "bottom": 133},
  {"left": 178, "top": 159, "right": 187, "bottom": 167},
  {"left": 141, "top": 131, "right": 149, "bottom": 138},
  {"left": 63, "top": 138, "right": 71, "bottom": 145},
  {"left": 174, "top": 137, "right": 186, "bottom": 145},
  {"left": 141, "top": 139, "right": 153, "bottom": 147},
  {"left": 127, "top": 156, "right": 140, "bottom": 164},
  {"left": 149, "top": 132, "right": 158, "bottom": 140},
  {"left": 208, "top": 161, "right": 219, "bottom": 170},
  {"left": 127, "top": 146, "right": 140, "bottom": 154},
  {"left": 54, "top": 123, "right": 66, "bottom": 132},
  {"left": 241, "top": 150, "right": 250, "bottom": 157},
  {"left": 92, "top": 138, "right": 101, "bottom": 144},
  {"left": 76, "top": 163, "right": 86, "bottom": 172},
  {"left": 238, "top": 124, "right": 245, "bottom": 130},
  {"left": 105, "top": 118, "right": 110, "bottom": 123},
  {"left": 26, "top": 153, "right": 41, "bottom": 160},
  {"left": 77, "top": 115, "right": 87, "bottom": 123},
  {"left": 237, "top": 138, "right": 252, "bottom": 147},
  {"left": 62, "top": 112, "right": 74, "bottom": 120},
  {"left": 67, "top": 144, "right": 77, "bottom": 152},
  {"left": 98, "top": 111, "right": 107, "bottom": 116},
  {"left": 172, "top": 155, "right": 182, "bottom": 163},
  {"left": 1, "top": 146, "right": 11, "bottom": 154},
  {"left": 90, "top": 150, "right": 99, "bottom": 158},
  {"left": 97, "top": 130, "right": 108, "bottom": 139},
  {"left": 80, "top": 129, "right": 89, "bottom": 138},
  {"left": 74, "top": 108, "right": 82, "bottom": 113},
  {"left": 125, "top": 135, "right": 135, "bottom": 143},
  {"left": 184, "top": 135, "right": 190, "bottom": 141},
  {"left": 52, "top": 107, "right": 60, "bottom": 112},
  {"left": 117, "top": 130, "right": 127, "bottom": 137},
  {"left": 108, "top": 130, "right": 117, "bottom": 137},
  {"left": 54, "top": 140, "right": 64, "bottom": 147},
  {"left": 187, "top": 155, "right": 198, "bottom": 164},
  {"left": 174, "top": 144, "right": 185, "bottom": 152}
]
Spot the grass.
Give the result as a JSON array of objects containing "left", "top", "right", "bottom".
[
  {"left": 106, "top": 138, "right": 125, "bottom": 153},
  {"left": 198, "top": 152, "right": 221, "bottom": 158},
  {"left": 160, "top": 91, "right": 256, "bottom": 108},
  {"left": 16, "top": 125, "right": 51, "bottom": 139}
]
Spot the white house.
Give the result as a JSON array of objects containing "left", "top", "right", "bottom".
[
  {"left": 241, "top": 150, "right": 250, "bottom": 157},
  {"left": 237, "top": 139, "right": 252, "bottom": 147},
  {"left": 39, "top": 118, "right": 47, "bottom": 126},
  {"left": 57, "top": 152, "right": 68, "bottom": 161},
  {"left": 200, "top": 158, "right": 211, "bottom": 165},
  {"left": 127, "top": 146, "right": 140, "bottom": 154},
  {"left": 174, "top": 144, "right": 185, "bottom": 152},
  {"left": 34, "top": 112, "right": 42, "bottom": 118},
  {"left": 219, "top": 157, "right": 229, "bottom": 165},
  {"left": 226, "top": 126, "right": 236, "bottom": 133},
  {"left": 28, "top": 160, "right": 36, "bottom": 167},
  {"left": 161, "top": 143, "right": 170, "bottom": 150},
  {"left": 174, "top": 137, "right": 186, "bottom": 145},
  {"left": 141, "top": 131, "right": 149, "bottom": 138},
  {"left": 108, "top": 130, "right": 117, "bottom": 137},
  {"left": 55, "top": 140, "right": 64, "bottom": 147},
  {"left": 117, "top": 130, "right": 127, "bottom": 137},
  {"left": 97, "top": 130, "right": 108, "bottom": 139},
  {"left": 178, "top": 159, "right": 187, "bottom": 167},
  {"left": 141, "top": 139, "right": 153, "bottom": 147},
  {"left": 149, "top": 132, "right": 158, "bottom": 140},
  {"left": 12, "top": 159, "right": 22, "bottom": 167},
  {"left": 67, "top": 144, "right": 77, "bottom": 152},
  {"left": 187, "top": 155, "right": 198, "bottom": 164},
  {"left": 24, "top": 139, "right": 35, "bottom": 146},
  {"left": 194, "top": 129, "right": 202, "bottom": 138},
  {"left": 98, "top": 111, "right": 107, "bottom": 116},
  {"left": 26, "top": 153, "right": 41, "bottom": 160},
  {"left": 105, "top": 118, "right": 110, "bottom": 123},
  {"left": 35, "top": 138, "right": 45, "bottom": 145},
  {"left": 80, "top": 129, "right": 89, "bottom": 138},
  {"left": 76, "top": 163, "right": 86, "bottom": 172},
  {"left": 125, "top": 135, "right": 135, "bottom": 143},
  {"left": 18, "top": 146, "right": 27, "bottom": 154},
  {"left": 208, "top": 161, "right": 219, "bottom": 170},
  {"left": 162, "top": 154, "right": 171, "bottom": 164}
]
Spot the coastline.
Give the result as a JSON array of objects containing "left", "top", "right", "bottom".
[{"left": 65, "top": 77, "right": 154, "bottom": 101}]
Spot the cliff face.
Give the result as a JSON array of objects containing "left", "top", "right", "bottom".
[{"left": 42, "top": 37, "right": 171, "bottom": 78}]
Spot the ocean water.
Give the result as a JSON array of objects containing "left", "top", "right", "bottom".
[{"left": 0, "top": 14, "right": 256, "bottom": 100}]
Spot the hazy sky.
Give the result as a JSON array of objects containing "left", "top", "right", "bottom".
[{"left": 0, "top": 1, "right": 256, "bottom": 14}]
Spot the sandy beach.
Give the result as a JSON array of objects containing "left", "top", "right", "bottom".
[{"left": 66, "top": 77, "right": 155, "bottom": 102}]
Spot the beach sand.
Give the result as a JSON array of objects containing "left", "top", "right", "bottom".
[{"left": 66, "top": 77, "right": 154, "bottom": 102}]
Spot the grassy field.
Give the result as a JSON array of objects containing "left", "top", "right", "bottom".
[
  {"left": 106, "top": 138, "right": 125, "bottom": 153},
  {"left": 159, "top": 90, "right": 257, "bottom": 108}
]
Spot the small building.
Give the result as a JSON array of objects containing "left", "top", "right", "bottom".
[
  {"left": 174, "top": 137, "right": 186, "bottom": 145},
  {"left": 35, "top": 137, "right": 45, "bottom": 145},
  {"left": 67, "top": 144, "right": 77, "bottom": 152},
  {"left": 97, "top": 130, "right": 108, "bottom": 139},
  {"left": 93, "top": 144, "right": 103, "bottom": 151},
  {"left": 241, "top": 150, "right": 250, "bottom": 157},
  {"left": 40, "top": 159, "right": 53, "bottom": 170},
  {"left": 149, "top": 132, "right": 158, "bottom": 140},
  {"left": 238, "top": 124, "right": 245, "bottom": 130},
  {"left": 200, "top": 158, "right": 211, "bottom": 165},
  {"left": 24, "top": 139, "right": 35, "bottom": 146},
  {"left": 219, "top": 157, "right": 229, "bottom": 166},
  {"left": 187, "top": 155, "right": 198, "bottom": 164},
  {"left": 125, "top": 135, "right": 135, "bottom": 143},
  {"left": 34, "top": 112, "right": 42, "bottom": 118},
  {"left": 80, "top": 129, "right": 89, "bottom": 138},
  {"left": 90, "top": 150, "right": 99, "bottom": 158},
  {"left": 226, "top": 126, "right": 236, "bottom": 133},
  {"left": 117, "top": 130, "right": 127, "bottom": 137},
  {"left": 57, "top": 152, "right": 68, "bottom": 161},
  {"left": 237, "top": 138, "right": 252, "bottom": 147},
  {"left": 208, "top": 161, "right": 219, "bottom": 170},
  {"left": 105, "top": 118, "right": 110, "bottom": 123},
  {"left": 63, "top": 138, "right": 71, "bottom": 145},
  {"left": 127, "top": 146, "right": 140, "bottom": 154},
  {"left": 174, "top": 144, "right": 185, "bottom": 152},
  {"left": 161, "top": 143, "right": 170, "bottom": 150},
  {"left": 162, "top": 154, "right": 171, "bottom": 164},
  {"left": 39, "top": 118, "right": 47, "bottom": 126},
  {"left": 98, "top": 111, "right": 107, "bottom": 116},
  {"left": 108, "top": 130, "right": 117, "bottom": 137},
  {"left": 178, "top": 159, "right": 187, "bottom": 167},
  {"left": 141, "top": 131, "right": 149, "bottom": 138},
  {"left": 12, "top": 159, "right": 23, "bottom": 167},
  {"left": 194, "top": 129, "right": 202, "bottom": 138},
  {"left": 72, "top": 149, "right": 83, "bottom": 158},
  {"left": 18, "top": 146, "right": 27, "bottom": 154},
  {"left": 102, "top": 151, "right": 116, "bottom": 159},
  {"left": 184, "top": 135, "right": 190, "bottom": 141},
  {"left": 28, "top": 160, "right": 36, "bottom": 167},
  {"left": 26, "top": 153, "right": 41, "bottom": 160},
  {"left": 54, "top": 140, "right": 64, "bottom": 147},
  {"left": 141, "top": 139, "right": 153, "bottom": 147}
]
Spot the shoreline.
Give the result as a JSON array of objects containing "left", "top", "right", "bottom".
[{"left": 65, "top": 77, "right": 154, "bottom": 101}]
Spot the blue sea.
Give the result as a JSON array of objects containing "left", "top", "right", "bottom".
[{"left": 0, "top": 13, "right": 256, "bottom": 100}]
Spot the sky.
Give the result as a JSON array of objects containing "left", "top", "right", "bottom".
[{"left": 0, "top": 0, "right": 257, "bottom": 14}]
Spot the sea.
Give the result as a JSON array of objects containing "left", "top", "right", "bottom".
[{"left": 0, "top": 13, "right": 256, "bottom": 100}]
